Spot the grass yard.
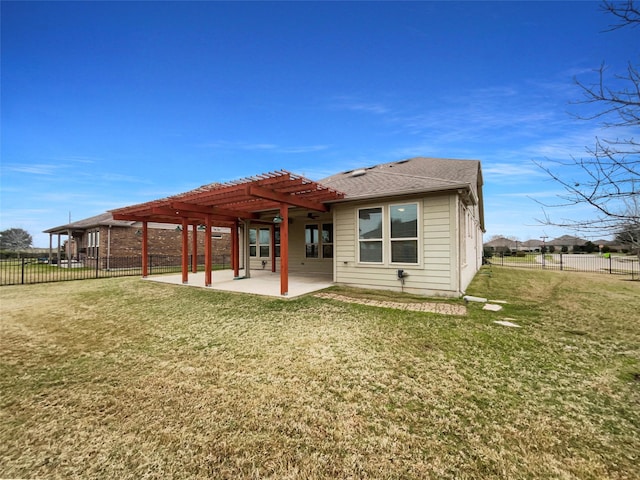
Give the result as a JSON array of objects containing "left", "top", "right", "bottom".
[{"left": 1, "top": 268, "right": 639, "bottom": 479}]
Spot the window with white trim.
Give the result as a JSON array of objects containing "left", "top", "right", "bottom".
[
  {"left": 390, "top": 203, "right": 418, "bottom": 264},
  {"left": 249, "top": 227, "right": 271, "bottom": 258},
  {"left": 358, "top": 207, "right": 383, "bottom": 263},
  {"left": 259, "top": 228, "right": 270, "bottom": 257},
  {"left": 249, "top": 228, "right": 257, "bottom": 257}
]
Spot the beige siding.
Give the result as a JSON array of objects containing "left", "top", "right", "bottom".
[
  {"left": 334, "top": 193, "right": 461, "bottom": 297},
  {"left": 459, "top": 200, "right": 484, "bottom": 292}
]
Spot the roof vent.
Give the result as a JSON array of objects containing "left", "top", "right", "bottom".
[{"left": 351, "top": 169, "right": 367, "bottom": 177}]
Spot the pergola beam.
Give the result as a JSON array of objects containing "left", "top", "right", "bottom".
[
  {"left": 112, "top": 212, "right": 235, "bottom": 227},
  {"left": 150, "top": 207, "right": 236, "bottom": 223},
  {"left": 170, "top": 201, "right": 258, "bottom": 220},
  {"left": 248, "top": 185, "right": 328, "bottom": 212}
]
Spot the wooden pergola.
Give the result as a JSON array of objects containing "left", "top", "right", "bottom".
[{"left": 110, "top": 170, "right": 344, "bottom": 296}]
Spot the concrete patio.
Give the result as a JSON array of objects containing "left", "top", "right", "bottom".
[{"left": 144, "top": 268, "right": 334, "bottom": 298}]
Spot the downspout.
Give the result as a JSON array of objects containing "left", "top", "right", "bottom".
[{"left": 456, "top": 196, "right": 462, "bottom": 296}]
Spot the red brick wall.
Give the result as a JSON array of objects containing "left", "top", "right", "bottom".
[{"left": 97, "top": 226, "right": 231, "bottom": 258}]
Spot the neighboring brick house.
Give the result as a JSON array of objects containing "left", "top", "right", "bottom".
[{"left": 43, "top": 212, "right": 231, "bottom": 268}]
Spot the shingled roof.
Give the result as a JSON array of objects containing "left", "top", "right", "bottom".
[
  {"left": 43, "top": 212, "right": 135, "bottom": 234},
  {"left": 319, "top": 157, "right": 482, "bottom": 201}
]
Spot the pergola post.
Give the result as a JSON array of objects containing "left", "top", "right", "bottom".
[
  {"left": 232, "top": 220, "right": 239, "bottom": 277},
  {"left": 191, "top": 223, "right": 198, "bottom": 273},
  {"left": 205, "top": 216, "right": 212, "bottom": 287},
  {"left": 181, "top": 219, "right": 189, "bottom": 284},
  {"left": 141, "top": 221, "right": 148, "bottom": 277},
  {"left": 279, "top": 203, "right": 288, "bottom": 296}
]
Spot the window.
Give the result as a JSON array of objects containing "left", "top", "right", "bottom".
[
  {"left": 390, "top": 204, "right": 418, "bottom": 264},
  {"left": 249, "top": 228, "right": 257, "bottom": 257},
  {"left": 259, "top": 228, "right": 270, "bottom": 257},
  {"left": 305, "top": 224, "right": 319, "bottom": 258},
  {"left": 249, "top": 227, "right": 271, "bottom": 257},
  {"left": 322, "top": 223, "right": 333, "bottom": 258},
  {"left": 274, "top": 227, "right": 280, "bottom": 257},
  {"left": 358, "top": 207, "right": 383, "bottom": 263},
  {"left": 87, "top": 230, "right": 100, "bottom": 258},
  {"left": 304, "top": 223, "right": 333, "bottom": 259}
]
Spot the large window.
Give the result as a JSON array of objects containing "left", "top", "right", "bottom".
[
  {"left": 358, "top": 207, "right": 383, "bottom": 263},
  {"left": 358, "top": 204, "right": 419, "bottom": 264},
  {"left": 390, "top": 203, "right": 418, "bottom": 264}
]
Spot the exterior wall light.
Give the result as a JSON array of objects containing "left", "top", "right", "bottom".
[{"left": 273, "top": 215, "right": 284, "bottom": 223}]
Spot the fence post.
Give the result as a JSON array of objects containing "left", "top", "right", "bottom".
[
  {"left": 96, "top": 255, "right": 100, "bottom": 278},
  {"left": 148, "top": 254, "right": 152, "bottom": 275},
  {"left": 609, "top": 255, "right": 612, "bottom": 274},
  {"left": 560, "top": 253, "right": 563, "bottom": 271},
  {"left": 21, "top": 257, "right": 25, "bottom": 285}
]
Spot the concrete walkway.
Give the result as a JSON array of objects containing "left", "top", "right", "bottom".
[{"left": 144, "top": 269, "right": 333, "bottom": 299}]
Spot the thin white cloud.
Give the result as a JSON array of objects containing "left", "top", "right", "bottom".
[
  {"left": 496, "top": 189, "right": 567, "bottom": 199},
  {"left": 241, "top": 143, "right": 278, "bottom": 150},
  {"left": 51, "top": 156, "right": 98, "bottom": 164},
  {"left": 482, "top": 163, "right": 548, "bottom": 178},
  {"left": 341, "top": 102, "right": 390, "bottom": 115},
  {"left": 331, "top": 96, "right": 391, "bottom": 115},
  {"left": 198, "top": 141, "right": 330, "bottom": 155},
  {"left": 278, "top": 145, "right": 330, "bottom": 154},
  {"left": 97, "top": 172, "right": 152, "bottom": 184},
  {"left": 4, "top": 164, "right": 60, "bottom": 175}
]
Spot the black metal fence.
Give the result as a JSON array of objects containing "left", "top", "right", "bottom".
[
  {"left": 487, "top": 252, "right": 639, "bottom": 279},
  {"left": 0, "top": 254, "right": 231, "bottom": 286}
]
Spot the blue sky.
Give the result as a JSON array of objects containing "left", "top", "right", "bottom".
[{"left": 1, "top": 1, "right": 637, "bottom": 247}]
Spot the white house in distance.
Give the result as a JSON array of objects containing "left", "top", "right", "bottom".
[{"left": 111, "top": 157, "right": 484, "bottom": 298}]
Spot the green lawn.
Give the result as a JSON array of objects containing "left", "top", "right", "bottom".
[{"left": 1, "top": 267, "right": 638, "bottom": 479}]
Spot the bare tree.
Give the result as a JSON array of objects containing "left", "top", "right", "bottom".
[{"left": 536, "top": 1, "right": 639, "bottom": 261}]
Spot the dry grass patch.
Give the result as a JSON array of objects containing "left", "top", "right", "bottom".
[
  {"left": 314, "top": 292, "right": 466, "bottom": 315},
  {"left": 1, "top": 270, "right": 639, "bottom": 479}
]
